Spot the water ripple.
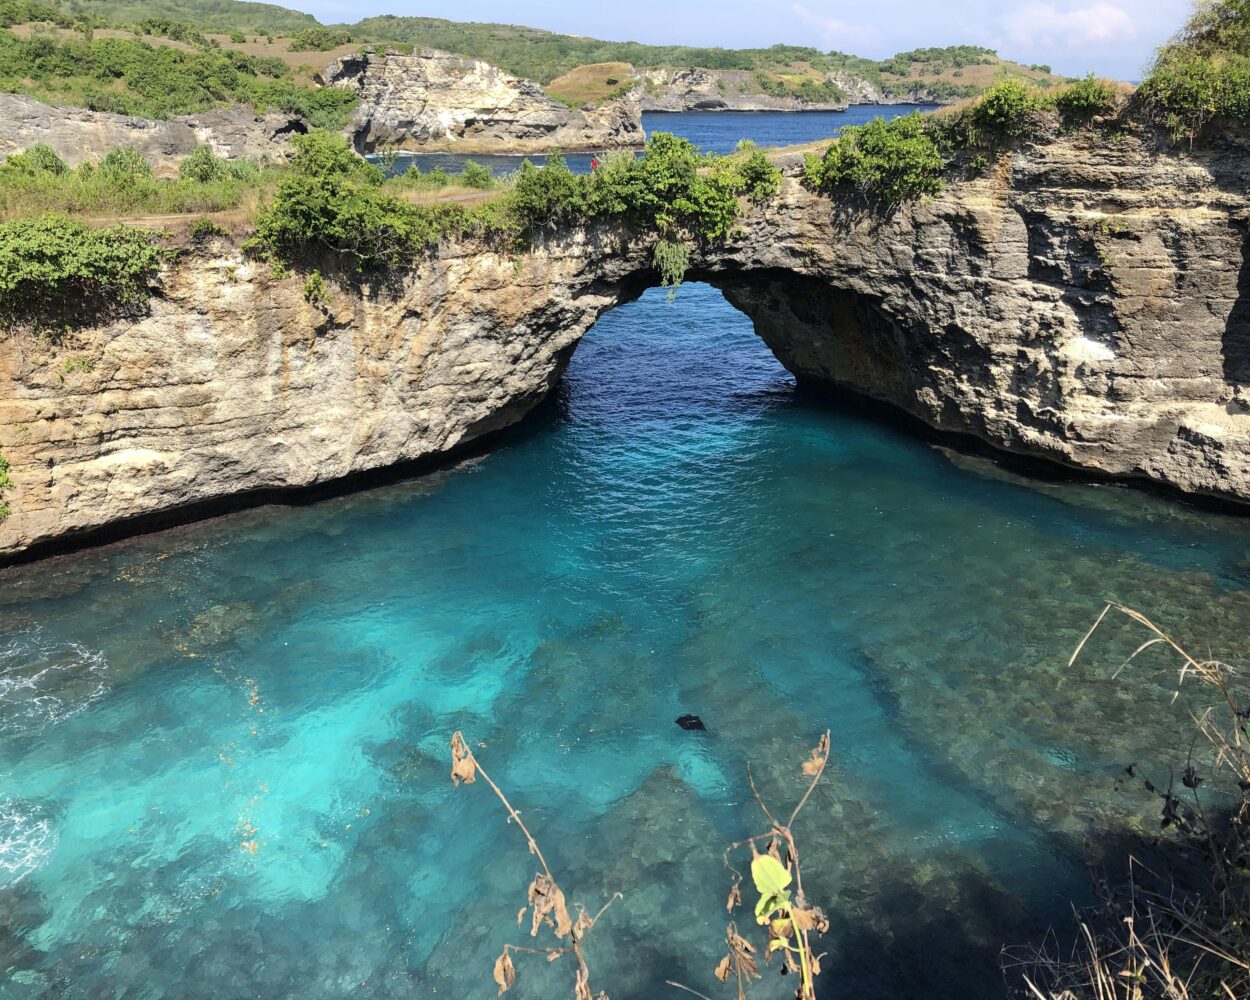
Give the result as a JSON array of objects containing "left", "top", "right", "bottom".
[{"left": 0, "top": 626, "right": 109, "bottom": 734}]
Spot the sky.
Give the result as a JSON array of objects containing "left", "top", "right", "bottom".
[{"left": 296, "top": 0, "right": 1195, "bottom": 81}]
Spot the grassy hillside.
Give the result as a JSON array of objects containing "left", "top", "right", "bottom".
[
  {"left": 38, "top": 0, "right": 316, "bottom": 34},
  {"left": 1, "top": 0, "right": 1070, "bottom": 122},
  {"left": 0, "top": 20, "right": 355, "bottom": 123}
]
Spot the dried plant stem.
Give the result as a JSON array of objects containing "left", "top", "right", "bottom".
[
  {"left": 470, "top": 752, "right": 556, "bottom": 882},
  {"left": 451, "top": 732, "right": 613, "bottom": 1000}
]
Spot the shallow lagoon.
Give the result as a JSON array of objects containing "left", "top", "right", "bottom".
[{"left": 2, "top": 281, "right": 1250, "bottom": 999}]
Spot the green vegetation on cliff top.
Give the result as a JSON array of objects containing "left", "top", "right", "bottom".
[
  {"left": 1139, "top": 0, "right": 1250, "bottom": 141},
  {"left": 0, "top": 24, "right": 356, "bottom": 124}
]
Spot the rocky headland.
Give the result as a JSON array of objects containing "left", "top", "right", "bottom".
[
  {"left": 635, "top": 67, "right": 937, "bottom": 112},
  {"left": 636, "top": 68, "right": 848, "bottom": 112},
  {"left": 319, "top": 48, "right": 644, "bottom": 153},
  {"left": 2, "top": 127, "right": 1250, "bottom": 561}
]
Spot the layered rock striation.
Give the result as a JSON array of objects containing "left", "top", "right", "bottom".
[
  {"left": 0, "top": 93, "right": 308, "bottom": 175},
  {"left": 3, "top": 130, "right": 1250, "bottom": 560},
  {"left": 319, "top": 48, "right": 644, "bottom": 153}
]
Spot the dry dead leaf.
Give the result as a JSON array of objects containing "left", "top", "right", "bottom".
[
  {"left": 527, "top": 874, "right": 573, "bottom": 939},
  {"left": 727, "top": 926, "right": 760, "bottom": 980},
  {"left": 726, "top": 880, "right": 741, "bottom": 912},
  {"left": 493, "top": 949, "right": 516, "bottom": 995},
  {"left": 451, "top": 732, "right": 477, "bottom": 786},
  {"left": 516, "top": 907, "right": 526, "bottom": 927},
  {"left": 802, "top": 732, "right": 830, "bottom": 777},
  {"left": 714, "top": 955, "right": 732, "bottom": 983},
  {"left": 574, "top": 909, "right": 594, "bottom": 938},
  {"left": 790, "top": 905, "right": 829, "bottom": 934}
]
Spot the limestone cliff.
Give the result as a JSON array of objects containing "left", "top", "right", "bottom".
[
  {"left": 0, "top": 94, "right": 308, "bottom": 176},
  {"left": 3, "top": 130, "right": 1250, "bottom": 560},
  {"left": 319, "top": 49, "right": 644, "bottom": 153},
  {"left": 634, "top": 67, "right": 944, "bottom": 112},
  {"left": 637, "top": 68, "right": 848, "bottom": 113}
]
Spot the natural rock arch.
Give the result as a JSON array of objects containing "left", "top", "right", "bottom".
[{"left": 4, "top": 131, "right": 1250, "bottom": 562}]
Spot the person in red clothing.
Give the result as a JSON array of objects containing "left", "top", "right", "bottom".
[{"left": 590, "top": 156, "right": 600, "bottom": 172}]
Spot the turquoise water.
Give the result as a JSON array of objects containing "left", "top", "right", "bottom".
[{"left": 4, "top": 285, "right": 1250, "bottom": 1000}]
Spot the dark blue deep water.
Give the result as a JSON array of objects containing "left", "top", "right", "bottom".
[
  {"left": 4, "top": 117, "right": 1250, "bottom": 1000},
  {"left": 388, "top": 105, "right": 932, "bottom": 175}
]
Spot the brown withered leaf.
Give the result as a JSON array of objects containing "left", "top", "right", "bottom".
[
  {"left": 810, "top": 954, "right": 822, "bottom": 977},
  {"left": 516, "top": 907, "right": 526, "bottom": 927},
  {"left": 714, "top": 955, "right": 732, "bottom": 983},
  {"left": 527, "top": 874, "right": 574, "bottom": 939},
  {"left": 493, "top": 949, "right": 516, "bottom": 995},
  {"left": 451, "top": 732, "right": 477, "bottom": 786},
  {"left": 727, "top": 927, "right": 760, "bottom": 981},
  {"left": 767, "top": 837, "right": 783, "bottom": 864},
  {"left": 802, "top": 732, "right": 830, "bottom": 777},
  {"left": 726, "top": 880, "right": 741, "bottom": 912},
  {"left": 790, "top": 905, "right": 829, "bottom": 934},
  {"left": 546, "top": 951, "right": 562, "bottom": 962},
  {"left": 728, "top": 929, "right": 756, "bottom": 956},
  {"left": 573, "top": 908, "right": 594, "bottom": 938}
]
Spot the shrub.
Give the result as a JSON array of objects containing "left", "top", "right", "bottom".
[
  {"left": 624, "top": 132, "right": 742, "bottom": 240},
  {"left": 1138, "top": 2, "right": 1250, "bottom": 143},
  {"left": 190, "top": 217, "right": 227, "bottom": 241},
  {"left": 288, "top": 28, "right": 351, "bottom": 53},
  {"left": 971, "top": 78, "right": 1041, "bottom": 139},
  {"left": 803, "top": 113, "right": 943, "bottom": 205},
  {"left": 179, "top": 146, "right": 227, "bottom": 183},
  {"left": 0, "top": 214, "right": 160, "bottom": 327},
  {"left": 99, "top": 148, "right": 153, "bottom": 186},
  {"left": 510, "top": 154, "right": 587, "bottom": 234},
  {"left": 400, "top": 164, "right": 451, "bottom": 191},
  {"left": 0, "top": 144, "right": 68, "bottom": 177},
  {"left": 302, "top": 269, "right": 325, "bottom": 302},
  {"left": 731, "top": 148, "right": 782, "bottom": 204},
  {"left": 229, "top": 31, "right": 246, "bottom": 44},
  {"left": 250, "top": 131, "right": 455, "bottom": 271},
  {"left": 459, "top": 160, "right": 494, "bottom": 190},
  {"left": 0, "top": 453, "right": 10, "bottom": 520},
  {"left": 1053, "top": 74, "right": 1118, "bottom": 126}
]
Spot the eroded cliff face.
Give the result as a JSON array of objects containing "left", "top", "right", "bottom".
[
  {"left": 0, "top": 94, "right": 308, "bottom": 175},
  {"left": 2, "top": 130, "right": 1250, "bottom": 559},
  {"left": 320, "top": 49, "right": 644, "bottom": 153}
]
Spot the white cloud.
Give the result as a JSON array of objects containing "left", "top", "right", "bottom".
[
  {"left": 791, "top": 4, "right": 881, "bottom": 50},
  {"left": 1000, "top": 2, "right": 1135, "bottom": 49}
]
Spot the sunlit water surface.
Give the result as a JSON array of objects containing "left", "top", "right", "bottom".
[{"left": 5, "top": 115, "right": 1250, "bottom": 1000}]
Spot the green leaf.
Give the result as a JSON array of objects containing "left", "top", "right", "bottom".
[{"left": 751, "top": 854, "right": 792, "bottom": 897}]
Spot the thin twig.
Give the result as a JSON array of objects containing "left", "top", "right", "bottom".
[{"left": 665, "top": 981, "right": 717, "bottom": 1000}]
